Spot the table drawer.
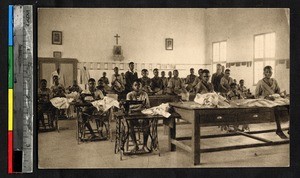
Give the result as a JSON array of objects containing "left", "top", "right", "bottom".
[
  {"left": 238, "top": 111, "right": 272, "bottom": 123},
  {"left": 200, "top": 114, "right": 237, "bottom": 125}
]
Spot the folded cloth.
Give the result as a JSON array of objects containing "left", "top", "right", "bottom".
[
  {"left": 142, "top": 103, "right": 171, "bottom": 118},
  {"left": 65, "top": 91, "right": 80, "bottom": 100},
  {"left": 234, "top": 98, "right": 289, "bottom": 108},
  {"left": 50, "top": 97, "right": 74, "bottom": 109},
  {"left": 194, "top": 92, "right": 231, "bottom": 108},
  {"left": 91, "top": 96, "right": 120, "bottom": 111}
]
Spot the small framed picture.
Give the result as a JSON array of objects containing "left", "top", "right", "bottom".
[
  {"left": 113, "top": 45, "right": 122, "bottom": 55},
  {"left": 53, "top": 51, "right": 62, "bottom": 58},
  {"left": 52, "top": 31, "right": 62, "bottom": 45},
  {"left": 165, "top": 38, "right": 173, "bottom": 50}
]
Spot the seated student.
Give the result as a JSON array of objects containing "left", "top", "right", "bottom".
[
  {"left": 219, "top": 69, "right": 233, "bottom": 94},
  {"left": 195, "top": 69, "right": 214, "bottom": 94},
  {"left": 237, "top": 79, "right": 253, "bottom": 98},
  {"left": 96, "top": 79, "right": 107, "bottom": 96},
  {"left": 139, "top": 69, "right": 153, "bottom": 93},
  {"left": 81, "top": 78, "right": 105, "bottom": 139},
  {"left": 150, "top": 68, "right": 163, "bottom": 94},
  {"left": 38, "top": 79, "right": 52, "bottom": 129},
  {"left": 167, "top": 71, "right": 172, "bottom": 83},
  {"left": 191, "top": 69, "right": 203, "bottom": 92},
  {"left": 227, "top": 83, "right": 244, "bottom": 100},
  {"left": 126, "top": 79, "right": 151, "bottom": 152},
  {"left": 185, "top": 68, "right": 196, "bottom": 92},
  {"left": 167, "top": 70, "right": 187, "bottom": 95},
  {"left": 100, "top": 72, "right": 110, "bottom": 86},
  {"left": 50, "top": 75, "right": 66, "bottom": 98},
  {"left": 160, "top": 71, "right": 168, "bottom": 93},
  {"left": 255, "top": 66, "right": 288, "bottom": 139},
  {"left": 111, "top": 67, "right": 125, "bottom": 97},
  {"left": 68, "top": 80, "right": 82, "bottom": 93}
]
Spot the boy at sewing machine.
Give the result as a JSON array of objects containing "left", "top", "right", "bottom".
[
  {"left": 195, "top": 69, "right": 214, "bottom": 94},
  {"left": 50, "top": 75, "right": 66, "bottom": 98},
  {"left": 150, "top": 68, "right": 163, "bottom": 94},
  {"left": 227, "top": 83, "right": 244, "bottom": 100},
  {"left": 140, "top": 69, "right": 153, "bottom": 93},
  {"left": 167, "top": 70, "right": 187, "bottom": 95},
  {"left": 126, "top": 79, "right": 151, "bottom": 152},
  {"left": 38, "top": 79, "right": 52, "bottom": 129},
  {"left": 81, "top": 78, "right": 105, "bottom": 139},
  {"left": 255, "top": 66, "right": 288, "bottom": 139}
]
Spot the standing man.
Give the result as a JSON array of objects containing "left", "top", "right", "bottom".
[
  {"left": 211, "top": 64, "right": 224, "bottom": 92},
  {"left": 125, "top": 62, "right": 138, "bottom": 94}
]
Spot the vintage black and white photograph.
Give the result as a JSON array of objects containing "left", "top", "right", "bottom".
[{"left": 37, "top": 8, "right": 290, "bottom": 168}]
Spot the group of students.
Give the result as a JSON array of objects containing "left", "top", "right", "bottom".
[{"left": 39, "top": 61, "right": 288, "bottom": 151}]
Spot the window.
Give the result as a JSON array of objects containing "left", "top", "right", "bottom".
[
  {"left": 212, "top": 41, "right": 226, "bottom": 73},
  {"left": 253, "top": 32, "right": 276, "bottom": 84}
]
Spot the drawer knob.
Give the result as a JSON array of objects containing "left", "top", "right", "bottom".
[
  {"left": 253, "top": 114, "right": 258, "bottom": 118},
  {"left": 217, "top": 116, "right": 223, "bottom": 120}
]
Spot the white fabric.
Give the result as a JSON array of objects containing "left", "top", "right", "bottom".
[
  {"left": 65, "top": 91, "right": 80, "bottom": 100},
  {"left": 91, "top": 96, "right": 120, "bottom": 112},
  {"left": 50, "top": 97, "right": 74, "bottom": 109},
  {"left": 142, "top": 103, "right": 171, "bottom": 118},
  {"left": 194, "top": 92, "right": 231, "bottom": 108}
]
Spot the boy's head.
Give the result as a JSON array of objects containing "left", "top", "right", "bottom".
[
  {"left": 129, "top": 62, "right": 134, "bottom": 71},
  {"left": 53, "top": 75, "right": 59, "bottom": 84},
  {"left": 40, "top": 79, "right": 47, "bottom": 89},
  {"left": 98, "top": 78, "right": 104, "bottom": 86},
  {"left": 173, "top": 70, "right": 179, "bottom": 78},
  {"left": 263, "top": 66, "right": 273, "bottom": 79},
  {"left": 216, "top": 64, "right": 222, "bottom": 73},
  {"left": 201, "top": 69, "right": 210, "bottom": 82},
  {"left": 114, "top": 67, "right": 119, "bottom": 74},
  {"left": 224, "top": 69, "right": 230, "bottom": 77},
  {"left": 141, "top": 69, "right": 148, "bottom": 77},
  {"left": 153, "top": 68, "right": 159, "bottom": 77},
  {"left": 230, "top": 83, "right": 237, "bottom": 91},
  {"left": 161, "top": 71, "right": 165, "bottom": 77},
  {"left": 168, "top": 71, "right": 172, "bottom": 77},
  {"left": 88, "top": 78, "right": 96, "bottom": 90},
  {"left": 198, "top": 69, "right": 203, "bottom": 76},
  {"left": 239, "top": 79, "right": 244, "bottom": 86},
  {"left": 132, "top": 79, "right": 141, "bottom": 92},
  {"left": 103, "top": 72, "right": 106, "bottom": 77},
  {"left": 190, "top": 68, "right": 194, "bottom": 75}
]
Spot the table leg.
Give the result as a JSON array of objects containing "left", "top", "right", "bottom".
[
  {"left": 191, "top": 112, "right": 200, "bottom": 165},
  {"left": 167, "top": 118, "right": 176, "bottom": 151}
]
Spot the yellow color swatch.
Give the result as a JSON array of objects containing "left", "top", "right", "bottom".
[{"left": 8, "top": 89, "right": 13, "bottom": 131}]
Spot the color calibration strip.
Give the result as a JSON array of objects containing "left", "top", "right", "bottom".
[
  {"left": 8, "top": 5, "right": 14, "bottom": 174},
  {"left": 8, "top": 5, "right": 34, "bottom": 173}
]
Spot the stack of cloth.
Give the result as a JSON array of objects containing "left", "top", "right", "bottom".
[
  {"left": 142, "top": 103, "right": 171, "bottom": 118},
  {"left": 91, "top": 96, "right": 120, "bottom": 112},
  {"left": 50, "top": 97, "right": 74, "bottom": 109},
  {"left": 194, "top": 92, "right": 231, "bottom": 108}
]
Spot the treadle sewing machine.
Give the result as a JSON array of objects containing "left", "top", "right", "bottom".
[{"left": 114, "top": 100, "right": 180, "bottom": 160}]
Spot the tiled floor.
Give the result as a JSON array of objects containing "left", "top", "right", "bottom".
[{"left": 38, "top": 119, "right": 289, "bottom": 168}]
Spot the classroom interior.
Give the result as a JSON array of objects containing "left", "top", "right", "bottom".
[{"left": 37, "top": 8, "right": 290, "bottom": 168}]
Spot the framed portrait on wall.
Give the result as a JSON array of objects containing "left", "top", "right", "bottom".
[
  {"left": 52, "top": 31, "right": 62, "bottom": 45},
  {"left": 53, "top": 51, "right": 62, "bottom": 58},
  {"left": 165, "top": 38, "right": 173, "bottom": 50}
]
